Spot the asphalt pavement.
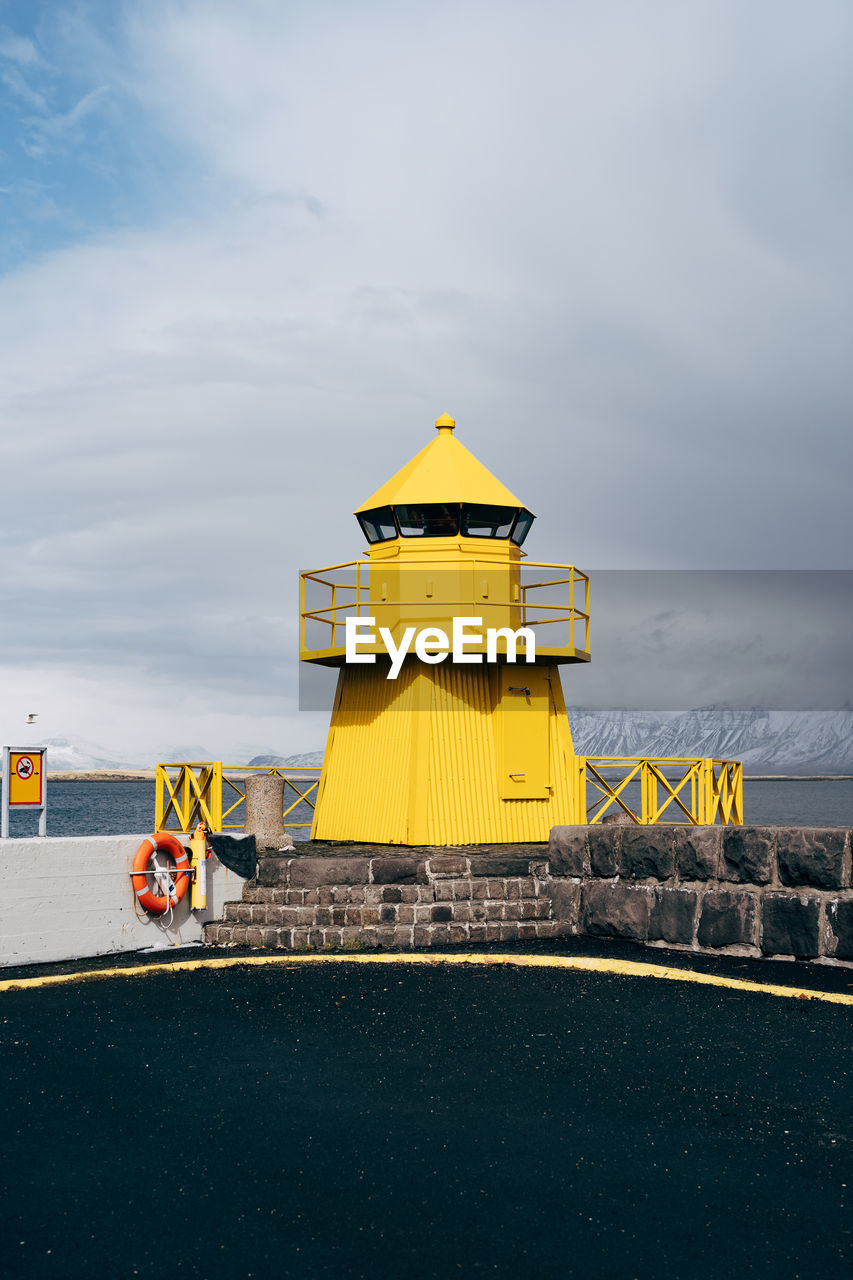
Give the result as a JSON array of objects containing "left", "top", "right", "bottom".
[{"left": 0, "top": 941, "right": 850, "bottom": 1280}]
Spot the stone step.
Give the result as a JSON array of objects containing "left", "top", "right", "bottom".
[
  {"left": 255, "top": 852, "right": 547, "bottom": 892},
  {"left": 204, "top": 918, "right": 572, "bottom": 950},
  {"left": 223, "top": 896, "right": 551, "bottom": 928},
  {"left": 239, "top": 876, "right": 545, "bottom": 907}
]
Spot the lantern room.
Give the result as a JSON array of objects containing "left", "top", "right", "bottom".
[{"left": 301, "top": 414, "right": 590, "bottom": 665}]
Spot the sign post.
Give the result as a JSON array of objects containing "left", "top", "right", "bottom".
[{"left": 1, "top": 747, "right": 47, "bottom": 837}]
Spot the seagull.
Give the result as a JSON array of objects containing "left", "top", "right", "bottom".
[{"left": 26, "top": 713, "right": 38, "bottom": 724}]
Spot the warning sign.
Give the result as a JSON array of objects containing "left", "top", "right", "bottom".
[{"left": 9, "top": 751, "right": 43, "bottom": 806}]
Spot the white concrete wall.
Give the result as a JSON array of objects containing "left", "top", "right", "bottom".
[{"left": 0, "top": 835, "right": 248, "bottom": 967}]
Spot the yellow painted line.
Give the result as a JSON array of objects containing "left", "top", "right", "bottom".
[{"left": 0, "top": 951, "right": 851, "bottom": 1004}]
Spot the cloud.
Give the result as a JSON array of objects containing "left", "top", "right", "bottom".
[
  {"left": 19, "top": 84, "right": 112, "bottom": 158},
  {"left": 0, "top": 29, "right": 44, "bottom": 67},
  {"left": 0, "top": 0, "right": 851, "bottom": 757}
]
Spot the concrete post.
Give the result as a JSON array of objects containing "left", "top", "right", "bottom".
[{"left": 243, "top": 775, "right": 294, "bottom": 851}]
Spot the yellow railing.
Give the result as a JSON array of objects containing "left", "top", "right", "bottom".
[
  {"left": 299, "top": 559, "right": 590, "bottom": 662},
  {"left": 579, "top": 757, "right": 743, "bottom": 825},
  {"left": 155, "top": 763, "right": 321, "bottom": 834},
  {"left": 157, "top": 755, "right": 742, "bottom": 833}
]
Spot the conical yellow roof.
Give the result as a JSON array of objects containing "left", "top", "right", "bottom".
[{"left": 355, "top": 415, "right": 526, "bottom": 513}]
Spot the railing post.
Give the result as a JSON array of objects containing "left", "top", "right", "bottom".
[
  {"left": 155, "top": 765, "right": 166, "bottom": 829},
  {"left": 699, "top": 759, "right": 712, "bottom": 824},
  {"left": 175, "top": 765, "right": 186, "bottom": 830},
  {"left": 691, "top": 766, "right": 697, "bottom": 824},
  {"left": 576, "top": 755, "right": 587, "bottom": 823},
  {"left": 584, "top": 574, "right": 590, "bottom": 651},
  {"left": 209, "top": 762, "right": 223, "bottom": 832},
  {"left": 299, "top": 572, "right": 306, "bottom": 657}
]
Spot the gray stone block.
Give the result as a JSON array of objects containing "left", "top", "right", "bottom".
[
  {"left": 761, "top": 894, "right": 820, "bottom": 958},
  {"left": 697, "top": 890, "right": 757, "bottom": 948},
  {"left": 581, "top": 881, "right": 652, "bottom": 940},
  {"left": 827, "top": 899, "right": 853, "bottom": 960},
  {"left": 471, "top": 855, "right": 532, "bottom": 877},
  {"left": 588, "top": 827, "right": 621, "bottom": 877},
  {"left": 370, "top": 857, "right": 426, "bottom": 884},
  {"left": 288, "top": 857, "right": 371, "bottom": 888},
  {"left": 721, "top": 829, "right": 774, "bottom": 885},
  {"left": 431, "top": 904, "right": 452, "bottom": 922},
  {"left": 675, "top": 827, "right": 721, "bottom": 881},
  {"left": 649, "top": 887, "right": 698, "bottom": 944},
  {"left": 548, "top": 827, "right": 588, "bottom": 876},
  {"left": 256, "top": 856, "right": 291, "bottom": 887},
  {"left": 776, "top": 829, "right": 847, "bottom": 890},
  {"left": 548, "top": 879, "right": 580, "bottom": 928},
  {"left": 620, "top": 828, "right": 676, "bottom": 880},
  {"left": 427, "top": 855, "right": 469, "bottom": 878}
]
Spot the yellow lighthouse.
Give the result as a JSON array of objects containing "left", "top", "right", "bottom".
[{"left": 300, "top": 414, "right": 590, "bottom": 844}]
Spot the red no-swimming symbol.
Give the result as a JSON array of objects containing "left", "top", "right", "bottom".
[{"left": 16, "top": 756, "right": 34, "bottom": 780}]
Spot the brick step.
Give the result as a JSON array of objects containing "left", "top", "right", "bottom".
[
  {"left": 239, "top": 876, "right": 543, "bottom": 907},
  {"left": 205, "top": 918, "right": 572, "bottom": 950},
  {"left": 223, "top": 896, "right": 551, "bottom": 928}
]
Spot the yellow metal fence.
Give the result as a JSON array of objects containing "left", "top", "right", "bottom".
[
  {"left": 580, "top": 757, "right": 743, "bottom": 825},
  {"left": 155, "top": 756, "right": 742, "bottom": 833},
  {"left": 155, "top": 763, "right": 321, "bottom": 834}
]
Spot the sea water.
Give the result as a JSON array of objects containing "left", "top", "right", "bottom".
[{"left": 2, "top": 778, "right": 851, "bottom": 838}]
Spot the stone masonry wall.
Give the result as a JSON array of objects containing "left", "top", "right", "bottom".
[
  {"left": 206, "top": 850, "right": 565, "bottom": 951},
  {"left": 549, "top": 825, "right": 853, "bottom": 965},
  {"left": 205, "top": 828, "right": 853, "bottom": 967}
]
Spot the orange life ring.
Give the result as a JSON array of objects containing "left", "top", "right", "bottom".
[{"left": 132, "top": 833, "right": 191, "bottom": 915}]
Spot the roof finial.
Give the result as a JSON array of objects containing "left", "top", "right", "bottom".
[{"left": 435, "top": 412, "right": 455, "bottom": 433}]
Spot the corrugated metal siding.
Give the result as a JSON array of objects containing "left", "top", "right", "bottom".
[
  {"left": 312, "top": 665, "right": 419, "bottom": 843},
  {"left": 422, "top": 664, "right": 578, "bottom": 843},
  {"left": 314, "top": 660, "right": 582, "bottom": 844}
]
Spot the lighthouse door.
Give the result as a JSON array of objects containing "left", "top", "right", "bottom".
[{"left": 498, "top": 666, "right": 551, "bottom": 800}]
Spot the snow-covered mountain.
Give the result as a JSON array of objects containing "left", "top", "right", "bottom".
[
  {"left": 32, "top": 737, "right": 142, "bottom": 772},
  {"left": 568, "top": 708, "right": 853, "bottom": 772},
  {"left": 13, "top": 711, "right": 853, "bottom": 774},
  {"left": 248, "top": 751, "right": 324, "bottom": 768},
  {"left": 252, "top": 711, "right": 853, "bottom": 773}
]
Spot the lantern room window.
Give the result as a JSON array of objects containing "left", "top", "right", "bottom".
[
  {"left": 396, "top": 503, "right": 461, "bottom": 537},
  {"left": 357, "top": 506, "right": 397, "bottom": 543},
  {"left": 461, "top": 504, "right": 517, "bottom": 538},
  {"left": 509, "top": 508, "right": 535, "bottom": 546}
]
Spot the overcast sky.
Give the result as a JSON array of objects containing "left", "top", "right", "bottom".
[{"left": 1, "top": 0, "right": 851, "bottom": 762}]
